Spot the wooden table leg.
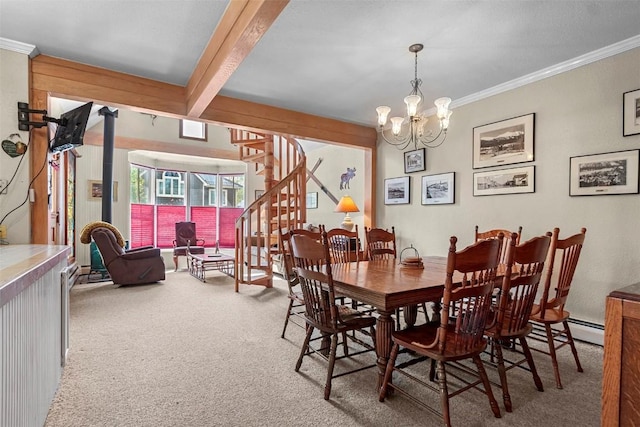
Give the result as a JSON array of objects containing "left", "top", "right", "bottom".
[
  {"left": 375, "top": 309, "right": 395, "bottom": 390},
  {"left": 403, "top": 305, "right": 418, "bottom": 327}
]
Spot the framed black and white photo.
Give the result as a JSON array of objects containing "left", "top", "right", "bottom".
[
  {"left": 623, "top": 88, "right": 640, "bottom": 137},
  {"left": 473, "top": 166, "right": 535, "bottom": 196},
  {"left": 473, "top": 113, "right": 535, "bottom": 169},
  {"left": 404, "top": 148, "right": 426, "bottom": 173},
  {"left": 421, "top": 172, "right": 455, "bottom": 205},
  {"left": 306, "top": 192, "right": 318, "bottom": 209},
  {"left": 570, "top": 150, "right": 639, "bottom": 196},
  {"left": 384, "top": 176, "right": 410, "bottom": 205}
]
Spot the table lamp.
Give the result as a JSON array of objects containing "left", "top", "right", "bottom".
[{"left": 335, "top": 195, "right": 359, "bottom": 231}]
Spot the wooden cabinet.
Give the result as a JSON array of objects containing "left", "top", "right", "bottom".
[{"left": 602, "top": 282, "right": 640, "bottom": 426}]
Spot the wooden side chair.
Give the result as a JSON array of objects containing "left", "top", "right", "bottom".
[
  {"left": 364, "top": 226, "right": 396, "bottom": 260},
  {"left": 379, "top": 236, "right": 503, "bottom": 426},
  {"left": 475, "top": 225, "right": 522, "bottom": 265},
  {"left": 324, "top": 225, "right": 360, "bottom": 263},
  {"left": 279, "top": 228, "right": 305, "bottom": 339},
  {"left": 484, "top": 231, "right": 551, "bottom": 412},
  {"left": 290, "top": 231, "right": 376, "bottom": 400},
  {"left": 529, "top": 227, "right": 587, "bottom": 389}
]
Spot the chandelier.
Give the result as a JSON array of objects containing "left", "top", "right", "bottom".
[{"left": 376, "top": 43, "right": 452, "bottom": 150}]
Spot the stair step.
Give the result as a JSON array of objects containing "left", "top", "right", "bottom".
[
  {"left": 242, "top": 152, "right": 266, "bottom": 163},
  {"left": 233, "top": 137, "right": 271, "bottom": 145}
]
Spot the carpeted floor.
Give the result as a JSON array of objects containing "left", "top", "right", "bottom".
[{"left": 45, "top": 270, "right": 602, "bottom": 426}]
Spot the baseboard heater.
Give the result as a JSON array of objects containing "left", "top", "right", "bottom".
[{"left": 568, "top": 318, "right": 604, "bottom": 346}]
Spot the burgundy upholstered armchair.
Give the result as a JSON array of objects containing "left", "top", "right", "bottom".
[
  {"left": 173, "top": 221, "right": 205, "bottom": 271},
  {"left": 91, "top": 227, "right": 165, "bottom": 285}
]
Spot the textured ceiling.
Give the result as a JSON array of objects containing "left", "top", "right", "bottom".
[{"left": 1, "top": 0, "right": 639, "bottom": 128}]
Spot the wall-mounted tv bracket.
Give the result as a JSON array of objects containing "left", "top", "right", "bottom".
[{"left": 17, "top": 102, "right": 66, "bottom": 131}]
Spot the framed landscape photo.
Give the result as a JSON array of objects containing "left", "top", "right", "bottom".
[
  {"left": 473, "top": 166, "right": 535, "bottom": 196},
  {"left": 306, "top": 192, "right": 318, "bottom": 209},
  {"left": 384, "top": 176, "right": 410, "bottom": 205},
  {"left": 421, "top": 172, "right": 455, "bottom": 205},
  {"left": 404, "top": 148, "right": 426, "bottom": 173},
  {"left": 623, "top": 88, "right": 640, "bottom": 137},
  {"left": 569, "top": 149, "right": 639, "bottom": 196},
  {"left": 473, "top": 113, "right": 535, "bottom": 169},
  {"left": 88, "top": 180, "right": 118, "bottom": 201}
]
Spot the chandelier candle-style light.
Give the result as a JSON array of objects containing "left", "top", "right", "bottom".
[{"left": 376, "top": 43, "right": 452, "bottom": 150}]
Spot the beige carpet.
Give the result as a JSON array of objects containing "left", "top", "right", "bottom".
[{"left": 45, "top": 270, "right": 602, "bottom": 426}]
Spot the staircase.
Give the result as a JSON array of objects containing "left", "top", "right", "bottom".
[{"left": 231, "top": 129, "right": 307, "bottom": 291}]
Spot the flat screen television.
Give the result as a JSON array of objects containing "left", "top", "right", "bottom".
[{"left": 50, "top": 101, "right": 93, "bottom": 153}]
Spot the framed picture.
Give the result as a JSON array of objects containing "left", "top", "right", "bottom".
[
  {"left": 255, "top": 189, "right": 264, "bottom": 200},
  {"left": 473, "top": 113, "right": 535, "bottom": 169},
  {"left": 88, "top": 180, "right": 118, "bottom": 201},
  {"left": 306, "top": 192, "right": 318, "bottom": 209},
  {"left": 384, "top": 176, "right": 410, "bottom": 205},
  {"left": 404, "top": 148, "right": 426, "bottom": 173},
  {"left": 473, "top": 166, "right": 535, "bottom": 196},
  {"left": 569, "top": 149, "right": 639, "bottom": 196},
  {"left": 623, "top": 88, "right": 640, "bottom": 137},
  {"left": 421, "top": 172, "right": 455, "bottom": 205}
]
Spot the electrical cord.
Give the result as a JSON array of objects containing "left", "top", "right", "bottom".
[
  {"left": 1, "top": 128, "right": 33, "bottom": 194},
  {"left": 0, "top": 135, "right": 51, "bottom": 227}
]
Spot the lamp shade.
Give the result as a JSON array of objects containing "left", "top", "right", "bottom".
[{"left": 335, "top": 195, "right": 359, "bottom": 213}]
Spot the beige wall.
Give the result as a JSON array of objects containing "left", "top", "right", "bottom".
[
  {"left": 377, "top": 47, "right": 640, "bottom": 324},
  {"left": 0, "top": 49, "right": 30, "bottom": 243},
  {"left": 304, "top": 144, "right": 365, "bottom": 231}
]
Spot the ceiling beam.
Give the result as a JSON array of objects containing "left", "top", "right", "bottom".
[
  {"left": 31, "top": 55, "right": 377, "bottom": 148},
  {"left": 186, "top": 0, "right": 289, "bottom": 118},
  {"left": 201, "top": 95, "right": 377, "bottom": 149}
]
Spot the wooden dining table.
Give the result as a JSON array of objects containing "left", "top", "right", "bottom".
[{"left": 330, "top": 256, "right": 449, "bottom": 388}]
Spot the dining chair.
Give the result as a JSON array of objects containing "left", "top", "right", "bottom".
[
  {"left": 365, "top": 226, "right": 429, "bottom": 327},
  {"left": 278, "top": 228, "right": 304, "bottom": 339},
  {"left": 364, "top": 226, "right": 396, "bottom": 260},
  {"left": 379, "top": 236, "right": 503, "bottom": 426},
  {"left": 475, "top": 225, "right": 522, "bottom": 265},
  {"left": 484, "top": 231, "right": 551, "bottom": 412},
  {"left": 529, "top": 227, "right": 587, "bottom": 389},
  {"left": 324, "top": 225, "right": 361, "bottom": 263},
  {"left": 290, "top": 231, "right": 377, "bottom": 400}
]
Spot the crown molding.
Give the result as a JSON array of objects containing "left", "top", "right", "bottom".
[
  {"left": 0, "top": 37, "right": 39, "bottom": 57},
  {"left": 451, "top": 34, "right": 640, "bottom": 110},
  {"left": 420, "top": 34, "right": 640, "bottom": 117}
]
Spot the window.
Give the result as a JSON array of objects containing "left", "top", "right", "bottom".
[
  {"left": 190, "top": 172, "right": 217, "bottom": 207},
  {"left": 156, "top": 171, "right": 185, "bottom": 205},
  {"left": 179, "top": 119, "right": 207, "bottom": 141},
  {"left": 221, "top": 174, "right": 245, "bottom": 208},
  {"left": 130, "top": 164, "right": 152, "bottom": 204},
  {"left": 130, "top": 167, "right": 244, "bottom": 249}
]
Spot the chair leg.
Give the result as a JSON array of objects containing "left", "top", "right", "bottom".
[
  {"left": 472, "top": 355, "right": 501, "bottom": 419},
  {"left": 281, "top": 298, "right": 294, "bottom": 338},
  {"left": 324, "top": 334, "right": 339, "bottom": 400},
  {"left": 494, "top": 343, "right": 512, "bottom": 412},
  {"left": 519, "top": 336, "right": 544, "bottom": 391},
  {"left": 544, "top": 324, "right": 563, "bottom": 389},
  {"left": 436, "top": 361, "right": 452, "bottom": 427},
  {"left": 563, "top": 320, "right": 584, "bottom": 373},
  {"left": 429, "top": 358, "right": 437, "bottom": 382},
  {"left": 379, "top": 343, "right": 400, "bottom": 401},
  {"left": 296, "top": 326, "right": 314, "bottom": 372},
  {"left": 342, "top": 332, "right": 349, "bottom": 356}
]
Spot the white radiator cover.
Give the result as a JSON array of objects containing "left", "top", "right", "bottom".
[{"left": 1, "top": 258, "right": 71, "bottom": 427}]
